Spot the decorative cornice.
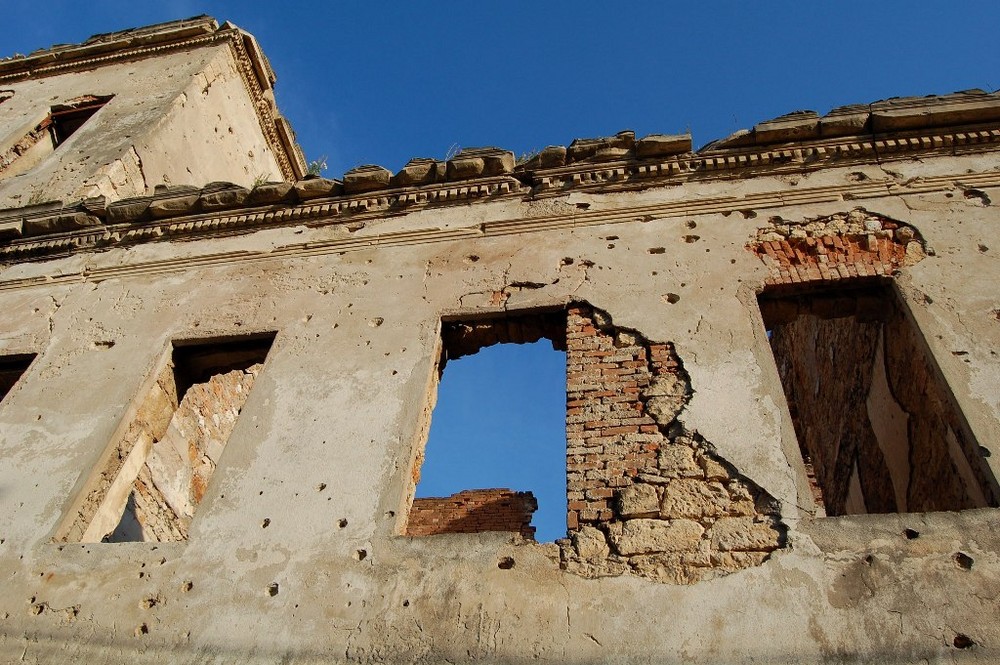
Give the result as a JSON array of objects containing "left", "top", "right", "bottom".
[
  {"left": 0, "top": 168, "right": 996, "bottom": 293},
  {"left": 0, "top": 17, "right": 306, "bottom": 181}
]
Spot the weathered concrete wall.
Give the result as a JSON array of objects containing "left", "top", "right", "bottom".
[
  {"left": 0, "top": 44, "right": 284, "bottom": 208},
  {"left": 0, "top": 141, "right": 998, "bottom": 662}
]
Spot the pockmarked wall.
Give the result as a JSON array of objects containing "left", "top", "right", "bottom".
[
  {"left": 0, "top": 17, "right": 304, "bottom": 210},
  {"left": 0, "top": 21, "right": 999, "bottom": 664}
]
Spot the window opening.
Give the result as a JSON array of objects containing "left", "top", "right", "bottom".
[
  {"left": 48, "top": 97, "right": 111, "bottom": 146},
  {"left": 56, "top": 333, "right": 274, "bottom": 543},
  {"left": 0, "top": 95, "right": 111, "bottom": 180},
  {"left": 406, "top": 311, "right": 567, "bottom": 542},
  {"left": 0, "top": 354, "right": 35, "bottom": 402},
  {"left": 759, "top": 280, "right": 998, "bottom": 515}
]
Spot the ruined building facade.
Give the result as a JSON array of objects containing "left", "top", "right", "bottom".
[{"left": 1, "top": 16, "right": 999, "bottom": 664}]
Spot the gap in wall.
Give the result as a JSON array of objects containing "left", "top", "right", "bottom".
[
  {"left": 0, "top": 353, "right": 36, "bottom": 402},
  {"left": 409, "top": 311, "right": 567, "bottom": 542},
  {"left": 56, "top": 333, "right": 275, "bottom": 543},
  {"left": 759, "top": 280, "right": 998, "bottom": 515}
]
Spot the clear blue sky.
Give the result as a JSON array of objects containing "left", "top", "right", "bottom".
[{"left": 5, "top": 2, "right": 999, "bottom": 541}]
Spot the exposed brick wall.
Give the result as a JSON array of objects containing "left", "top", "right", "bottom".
[
  {"left": 61, "top": 342, "right": 269, "bottom": 543},
  {"left": 767, "top": 289, "right": 998, "bottom": 514},
  {"left": 749, "top": 209, "right": 924, "bottom": 288},
  {"left": 560, "top": 305, "right": 785, "bottom": 584},
  {"left": 406, "top": 489, "right": 537, "bottom": 539}
]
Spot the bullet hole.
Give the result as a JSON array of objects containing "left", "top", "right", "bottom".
[
  {"left": 369, "top": 317, "right": 384, "bottom": 328},
  {"left": 953, "top": 552, "right": 974, "bottom": 570},
  {"left": 664, "top": 293, "right": 681, "bottom": 304},
  {"left": 497, "top": 557, "right": 515, "bottom": 570},
  {"left": 134, "top": 623, "right": 148, "bottom": 636},
  {"left": 651, "top": 271, "right": 658, "bottom": 276},
  {"left": 730, "top": 259, "right": 737, "bottom": 264},
  {"left": 980, "top": 446, "right": 992, "bottom": 458},
  {"left": 317, "top": 483, "right": 327, "bottom": 492},
  {"left": 138, "top": 572, "right": 145, "bottom": 579},
  {"left": 648, "top": 247, "right": 665, "bottom": 255},
  {"left": 266, "top": 583, "right": 279, "bottom": 597},
  {"left": 684, "top": 235, "right": 700, "bottom": 243},
  {"left": 181, "top": 580, "right": 193, "bottom": 592},
  {"left": 560, "top": 257, "right": 574, "bottom": 266},
  {"left": 338, "top": 518, "right": 348, "bottom": 528},
  {"left": 903, "top": 528, "right": 920, "bottom": 540},
  {"left": 141, "top": 597, "right": 158, "bottom": 609},
  {"left": 259, "top": 491, "right": 264, "bottom": 496},
  {"left": 740, "top": 210, "right": 757, "bottom": 219},
  {"left": 576, "top": 202, "right": 590, "bottom": 210},
  {"left": 963, "top": 189, "right": 991, "bottom": 205},
  {"left": 863, "top": 554, "right": 874, "bottom": 565},
  {"left": 686, "top": 220, "right": 697, "bottom": 229},
  {"left": 605, "top": 235, "right": 619, "bottom": 241},
  {"left": 355, "top": 549, "right": 368, "bottom": 561},
  {"left": 922, "top": 294, "right": 934, "bottom": 305},
  {"left": 580, "top": 259, "right": 595, "bottom": 268},
  {"left": 402, "top": 599, "right": 410, "bottom": 607},
  {"left": 952, "top": 351, "right": 968, "bottom": 356},
  {"left": 386, "top": 510, "right": 395, "bottom": 518},
  {"left": 261, "top": 518, "right": 270, "bottom": 529},
  {"left": 978, "top": 244, "right": 989, "bottom": 252},
  {"left": 607, "top": 244, "right": 615, "bottom": 249},
  {"left": 465, "top": 255, "right": 479, "bottom": 263},
  {"left": 953, "top": 634, "right": 975, "bottom": 649},
  {"left": 848, "top": 171, "right": 869, "bottom": 182},
  {"left": 29, "top": 604, "right": 44, "bottom": 615}
]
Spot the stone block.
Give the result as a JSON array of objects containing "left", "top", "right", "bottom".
[
  {"left": 344, "top": 165, "right": 393, "bottom": 194},
  {"left": 519, "top": 145, "right": 566, "bottom": 170},
  {"left": 446, "top": 156, "right": 485, "bottom": 180},
  {"left": 635, "top": 133, "right": 691, "bottom": 159},
  {"left": 699, "top": 455, "right": 728, "bottom": 481},
  {"left": 23, "top": 212, "right": 101, "bottom": 235},
  {"left": 247, "top": 181, "right": 294, "bottom": 204},
  {"left": 657, "top": 443, "right": 702, "bottom": 478},
  {"left": 616, "top": 483, "right": 659, "bottom": 518},
  {"left": 710, "top": 516, "right": 782, "bottom": 552},
  {"left": 660, "top": 479, "right": 728, "bottom": 519},
  {"left": 568, "top": 131, "right": 635, "bottom": 163},
  {"left": 393, "top": 158, "right": 438, "bottom": 187},
  {"left": 107, "top": 198, "right": 152, "bottom": 223},
  {"left": 572, "top": 525, "right": 610, "bottom": 562},
  {"left": 612, "top": 518, "right": 703, "bottom": 555},
  {"left": 199, "top": 183, "right": 250, "bottom": 211},
  {"left": 148, "top": 194, "right": 200, "bottom": 218},
  {"left": 293, "top": 177, "right": 341, "bottom": 200},
  {"left": 752, "top": 110, "right": 819, "bottom": 144}
]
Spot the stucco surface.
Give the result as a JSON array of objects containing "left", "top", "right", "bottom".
[{"left": 1, "top": 146, "right": 998, "bottom": 661}]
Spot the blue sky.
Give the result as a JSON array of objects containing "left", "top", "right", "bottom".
[{"left": 5, "top": 2, "right": 1000, "bottom": 541}]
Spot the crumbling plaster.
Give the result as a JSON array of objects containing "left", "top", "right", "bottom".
[
  {"left": 0, "top": 44, "right": 283, "bottom": 208},
  {"left": 1, "top": 142, "right": 999, "bottom": 661}
]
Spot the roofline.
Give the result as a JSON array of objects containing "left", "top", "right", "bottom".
[{"left": 0, "top": 16, "right": 307, "bottom": 181}]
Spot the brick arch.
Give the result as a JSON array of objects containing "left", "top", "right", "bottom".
[{"left": 748, "top": 208, "right": 926, "bottom": 288}]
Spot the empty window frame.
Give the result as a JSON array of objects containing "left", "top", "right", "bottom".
[
  {"left": 0, "top": 353, "right": 35, "bottom": 403},
  {"left": 759, "top": 280, "right": 998, "bottom": 515},
  {"left": 405, "top": 310, "right": 567, "bottom": 541},
  {"left": 0, "top": 95, "right": 112, "bottom": 180},
  {"left": 56, "top": 334, "right": 274, "bottom": 543}
]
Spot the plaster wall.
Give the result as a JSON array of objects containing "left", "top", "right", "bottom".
[
  {"left": 0, "top": 152, "right": 998, "bottom": 663},
  {"left": 0, "top": 45, "right": 283, "bottom": 208}
]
